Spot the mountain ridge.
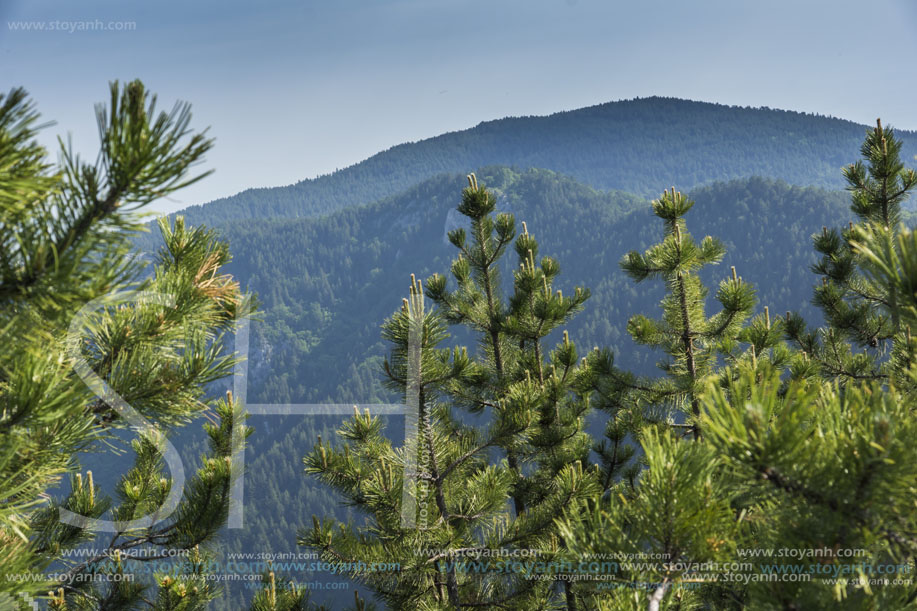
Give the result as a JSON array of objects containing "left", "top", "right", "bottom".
[
  {"left": 173, "top": 97, "right": 917, "bottom": 227},
  {"left": 211, "top": 168, "right": 857, "bottom": 405}
]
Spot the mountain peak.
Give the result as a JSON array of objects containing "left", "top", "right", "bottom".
[{"left": 174, "top": 99, "right": 916, "bottom": 228}]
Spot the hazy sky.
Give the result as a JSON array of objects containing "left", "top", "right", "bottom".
[{"left": 3, "top": 0, "right": 917, "bottom": 215}]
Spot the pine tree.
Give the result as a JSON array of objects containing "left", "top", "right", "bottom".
[
  {"left": 248, "top": 569, "right": 346, "bottom": 611},
  {"left": 301, "top": 174, "right": 600, "bottom": 609},
  {"left": 849, "top": 222, "right": 917, "bottom": 390},
  {"left": 701, "top": 365, "right": 917, "bottom": 609},
  {"left": 556, "top": 181, "right": 917, "bottom": 610},
  {"left": 786, "top": 119, "right": 917, "bottom": 386},
  {"left": 0, "top": 81, "right": 254, "bottom": 608},
  {"left": 695, "top": 125, "right": 917, "bottom": 606},
  {"left": 539, "top": 188, "right": 758, "bottom": 610},
  {"left": 558, "top": 360, "right": 917, "bottom": 610},
  {"left": 616, "top": 187, "right": 758, "bottom": 438}
]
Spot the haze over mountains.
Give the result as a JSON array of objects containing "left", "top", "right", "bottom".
[
  {"left": 173, "top": 97, "right": 917, "bottom": 226},
  {"left": 228, "top": 170, "right": 856, "bottom": 402}
]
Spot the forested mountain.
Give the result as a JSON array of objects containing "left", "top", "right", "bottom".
[
  {"left": 173, "top": 97, "right": 917, "bottom": 226},
  {"left": 191, "top": 170, "right": 853, "bottom": 406}
]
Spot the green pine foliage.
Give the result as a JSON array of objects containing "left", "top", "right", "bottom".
[
  {"left": 553, "top": 124, "right": 917, "bottom": 610},
  {"left": 247, "top": 569, "right": 363, "bottom": 611},
  {"left": 850, "top": 222, "right": 917, "bottom": 390},
  {"left": 0, "top": 81, "right": 255, "bottom": 608},
  {"left": 299, "top": 175, "right": 603, "bottom": 609},
  {"left": 617, "top": 187, "right": 757, "bottom": 438},
  {"left": 701, "top": 368, "right": 917, "bottom": 609},
  {"left": 786, "top": 120, "right": 917, "bottom": 388},
  {"left": 557, "top": 363, "right": 917, "bottom": 610},
  {"left": 535, "top": 124, "right": 917, "bottom": 610}
]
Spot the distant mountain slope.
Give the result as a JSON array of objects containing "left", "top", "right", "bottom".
[
  {"left": 208, "top": 169, "right": 853, "bottom": 406},
  {"left": 175, "top": 97, "right": 916, "bottom": 226},
  {"left": 218, "top": 167, "right": 645, "bottom": 403}
]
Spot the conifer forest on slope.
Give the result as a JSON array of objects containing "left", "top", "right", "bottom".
[{"left": 5, "top": 83, "right": 917, "bottom": 610}]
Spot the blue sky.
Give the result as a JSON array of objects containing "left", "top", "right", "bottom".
[{"left": 3, "top": 0, "right": 917, "bottom": 215}]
